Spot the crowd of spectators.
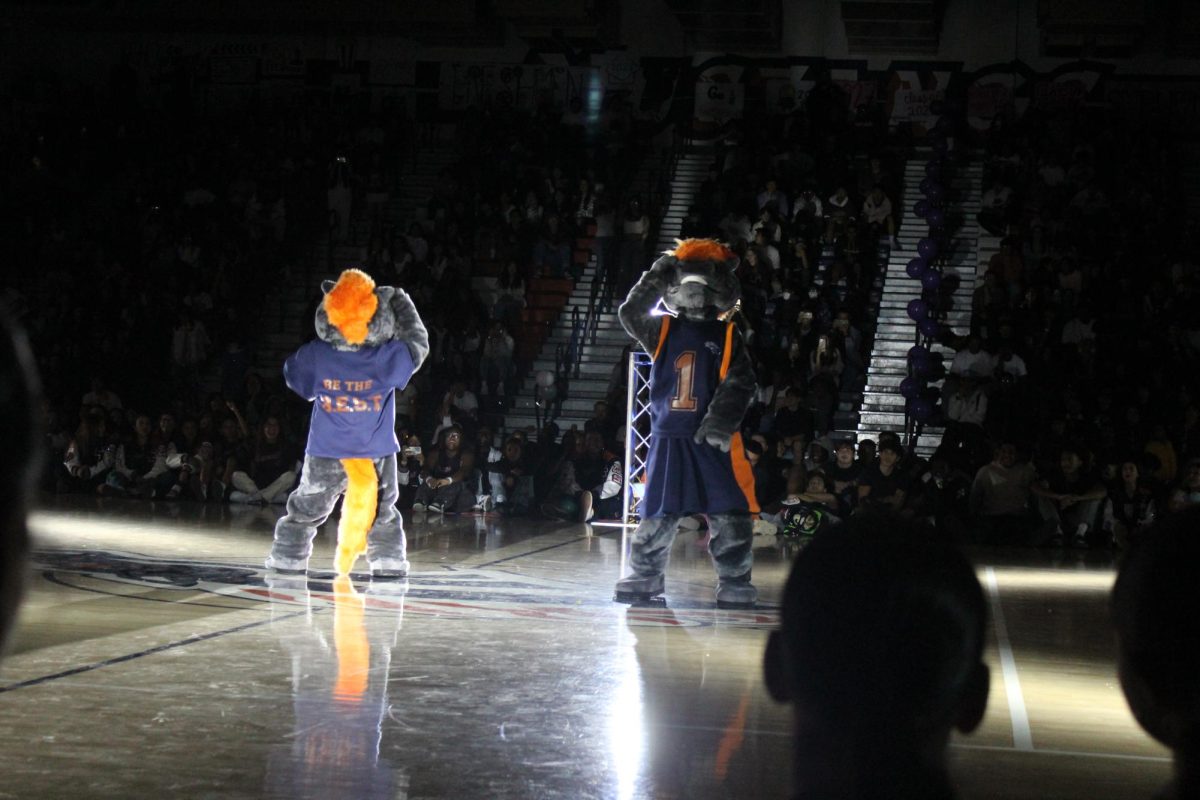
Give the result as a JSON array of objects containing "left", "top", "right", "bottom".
[
  {"left": 761, "top": 101, "right": 1199, "bottom": 551},
  {"left": 20, "top": 63, "right": 1200, "bottom": 545},
  {"left": 16, "top": 70, "right": 647, "bottom": 522}
]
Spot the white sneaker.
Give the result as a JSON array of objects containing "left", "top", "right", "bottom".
[
  {"left": 428, "top": 502, "right": 445, "bottom": 514},
  {"left": 230, "top": 490, "right": 254, "bottom": 504},
  {"left": 479, "top": 495, "right": 495, "bottom": 512},
  {"left": 412, "top": 502, "right": 427, "bottom": 512}
]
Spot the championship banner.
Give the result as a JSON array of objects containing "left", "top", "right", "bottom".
[
  {"left": 891, "top": 88, "right": 943, "bottom": 129},
  {"left": 693, "top": 65, "right": 745, "bottom": 125},
  {"left": 966, "top": 76, "right": 1016, "bottom": 131}
]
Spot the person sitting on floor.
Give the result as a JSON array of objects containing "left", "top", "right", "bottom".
[{"left": 412, "top": 425, "right": 477, "bottom": 514}]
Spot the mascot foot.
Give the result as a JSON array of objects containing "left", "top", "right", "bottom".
[
  {"left": 368, "top": 557, "right": 410, "bottom": 580},
  {"left": 716, "top": 575, "right": 757, "bottom": 610},
  {"left": 265, "top": 573, "right": 309, "bottom": 592},
  {"left": 614, "top": 572, "right": 665, "bottom": 604},
  {"left": 265, "top": 554, "right": 308, "bottom": 576}
]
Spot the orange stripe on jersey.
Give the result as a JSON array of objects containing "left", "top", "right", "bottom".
[
  {"left": 718, "top": 321, "right": 734, "bottom": 380},
  {"left": 653, "top": 316, "right": 672, "bottom": 361},
  {"left": 729, "top": 432, "right": 760, "bottom": 513}
]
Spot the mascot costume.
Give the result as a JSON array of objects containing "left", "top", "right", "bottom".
[
  {"left": 614, "top": 239, "right": 759, "bottom": 609},
  {"left": 266, "top": 269, "right": 428, "bottom": 578}
]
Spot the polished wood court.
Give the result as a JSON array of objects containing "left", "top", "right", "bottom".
[{"left": 0, "top": 497, "right": 1170, "bottom": 799}]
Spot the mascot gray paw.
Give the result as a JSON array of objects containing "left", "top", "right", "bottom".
[{"left": 693, "top": 423, "right": 731, "bottom": 452}]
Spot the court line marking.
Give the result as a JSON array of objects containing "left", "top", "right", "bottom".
[
  {"left": 472, "top": 535, "right": 589, "bottom": 568},
  {"left": 985, "top": 565, "right": 1035, "bottom": 751},
  {"left": 0, "top": 609, "right": 312, "bottom": 694}
]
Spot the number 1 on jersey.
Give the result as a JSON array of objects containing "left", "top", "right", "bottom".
[{"left": 670, "top": 351, "right": 698, "bottom": 411}]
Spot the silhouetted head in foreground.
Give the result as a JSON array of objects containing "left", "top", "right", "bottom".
[
  {"left": 0, "top": 311, "right": 41, "bottom": 654},
  {"left": 764, "top": 512, "right": 989, "bottom": 800},
  {"left": 1112, "top": 505, "right": 1200, "bottom": 799}
]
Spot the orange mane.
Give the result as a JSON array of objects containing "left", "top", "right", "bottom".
[
  {"left": 324, "top": 269, "right": 378, "bottom": 345},
  {"left": 672, "top": 238, "right": 735, "bottom": 263}
]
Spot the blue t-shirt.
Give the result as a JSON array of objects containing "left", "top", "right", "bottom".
[{"left": 284, "top": 339, "right": 415, "bottom": 459}]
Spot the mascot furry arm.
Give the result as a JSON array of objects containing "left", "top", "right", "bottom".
[{"left": 617, "top": 239, "right": 755, "bottom": 453}]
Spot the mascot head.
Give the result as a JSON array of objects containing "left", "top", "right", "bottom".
[
  {"left": 655, "top": 239, "right": 741, "bottom": 321},
  {"left": 317, "top": 269, "right": 398, "bottom": 350}
]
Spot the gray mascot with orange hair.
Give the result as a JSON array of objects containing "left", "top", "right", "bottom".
[
  {"left": 614, "top": 239, "right": 759, "bottom": 609},
  {"left": 266, "top": 269, "right": 428, "bottom": 578}
]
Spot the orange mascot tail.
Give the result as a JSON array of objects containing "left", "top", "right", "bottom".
[
  {"left": 335, "top": 458, "right": 378, "bottom": 575},
  {"left": 332, "top": 575, "right": 369, "bottom": 700}
]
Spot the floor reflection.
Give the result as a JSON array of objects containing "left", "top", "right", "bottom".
[{"left": 264, "top": 575, "right": 408, "bottom": 799}]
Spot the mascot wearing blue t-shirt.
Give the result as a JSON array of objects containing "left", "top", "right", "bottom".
[
  {"left": 614, "top": 239, "right": 759, "bottom": 609},
  {"left": 266, "top": 269, "right": 428, "bottom": 578}
]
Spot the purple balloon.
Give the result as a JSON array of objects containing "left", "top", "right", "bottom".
[
  {"left": 917, "top": 238, "right": 939, "bottom": 259},
  {"left": 918, "top": 318, "right": 942, "bottom": 339},
  {"left": 926, "top": 184, "right": 945, "bottom": 202},
  {"left": 919, "top": 177, "right": 935, "bottom": 194},
  {"left": 905, "top": 258, "right": 929, "bottom": 279},
  {"left": 899, "top": 377, "right": 922, "bottom": 399},
  {"left": 913, "top": 199, "right": 931, "bottom": 218},
  {"left": 906, "top": 299, "right": 930, "bottom": 321},
  {"left": 909, "top": 397, "right": 935, "bottom": 422},
  {"left": 921, "top": 270, "right": 942, "bottom": 291},
  {"left": 924, "top": 161, "right": 942, "bottom": 178},
  {"left": 926, "top": 208, "right": 946, "bottom": 228},
  {"left": 908, "top": 344, "right": 931, "bottom": 362}
]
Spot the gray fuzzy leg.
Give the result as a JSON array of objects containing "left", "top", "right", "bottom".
[
  {"left": 270, "top": 456, "right": 348, "bottom": 565},
  {"left": 706, "top": 513, "right": 753, "bottom": 579},
  {"left": 628, "top": 514, "right": 687, "bottom": 577}
]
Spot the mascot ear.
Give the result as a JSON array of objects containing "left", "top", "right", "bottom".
[
  {"left": 321, "top": 280, "right": 336, "bottom": 294},
  {"left": 377, "top": 287, "right": 396, "bottom": 303},
  {"left": 724, "top": 257, "right": 740, "bottom": 272}
]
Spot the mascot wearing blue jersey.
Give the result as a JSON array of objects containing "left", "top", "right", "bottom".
[
  {"left": 614, "top": 239, "right": 758, "bottom": 609},
  {"left": 266, "top": 268, "right": 428, "bottom": 579}
]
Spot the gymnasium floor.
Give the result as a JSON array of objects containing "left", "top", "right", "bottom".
[{"left": 0, "top": 497, "right": 1171, "bottom": 799}]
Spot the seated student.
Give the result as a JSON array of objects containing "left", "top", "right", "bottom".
[
  {"left": 540, "top": 431, "right": 594, "bottom": 522},
  {"left": 412, "top": 425, "right": 477, "bottom": 513},
  {"left": 857, "top": 440, "right": 909, "bottom": 513},
  {"left": 969, "top": 440, "right": 1037, "bottom": 545},
  {"left": 778, "top": 472, "right": 841, "bottom": 546},
  {"left": 489, "top": 437, "right": 535, "bottom": 516},
  {"left": 1111, "top": 506, "right": 1200, "bottom": 800},
  {"left": 574, "top": 431, "right": 623, "bottom": 521},
  {"left": 825, "top": 438, "right": 862, "bottom": 516},
  {"left": 228, "top": 416, "right": 300, "bottom": 504},
  {"left": 745, "top": 439, "right": 787, "bottom": 513},
  {"left": 396, "top": 434, "right": 425, "bottom": 510},
  {"left": 1105, "top": 458, "right": 1156, "bottom": 550},
  {"left": 1031, "top": 444, "right": 1106, "bottom": 547},
  {"left": 764, "top": 515, "right": 990, "bottom": 800}
]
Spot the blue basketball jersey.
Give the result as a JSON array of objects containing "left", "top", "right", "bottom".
[{"left": 649, "top": 317, "right": 731, "bottom": 437}]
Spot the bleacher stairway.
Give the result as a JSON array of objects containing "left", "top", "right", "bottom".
[
  {"left": 499, "top": 147, "right": 710, "bottom": 435},
  {"left": 856, "top": 156, "right": 983, "bottom": 457},
  {"left": 655, "top": 150, "right": 712, "bottom": 251}
]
